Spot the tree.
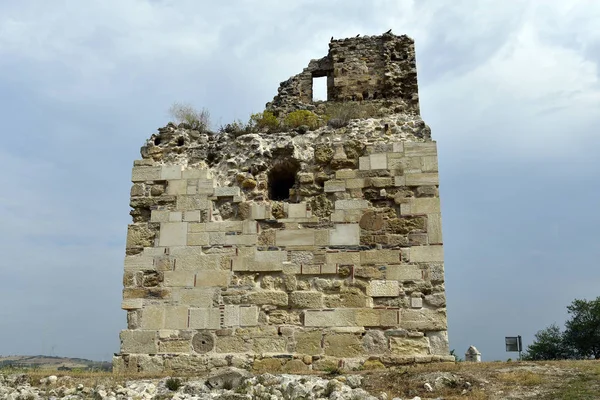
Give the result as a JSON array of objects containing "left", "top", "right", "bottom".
[
  {"left": 168, "top": 102, "right": 210, "bottom": 131},
  {"left": 564, "top": 297, "right": 600, "bottom": 359},
  {"left": 522, "top": 324, "right": 573, "bottom": 360}
]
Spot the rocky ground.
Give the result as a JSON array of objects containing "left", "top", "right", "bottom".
[{"left": 1, "top": 360, "right": 599, "bottom": 400}]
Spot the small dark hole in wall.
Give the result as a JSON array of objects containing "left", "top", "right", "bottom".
[
  {"left": 154, "top": 137, "right": 162, "bottom": 145},
  {"left": 268, "top": 160, "right": 300, "bottom": 201},
  {"left": 177, "top": 137, "right": 185, "bottom": 146}
]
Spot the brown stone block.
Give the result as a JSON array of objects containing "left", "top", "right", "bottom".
[
  {"left": 295, "top": 331, "right": 323, "bottom": 354},
  {"left": 324, "top": 333, "right": 363, "bottom": 357},
  {"left": 252, "top": 358, "right": 284, "bottom": 373}
]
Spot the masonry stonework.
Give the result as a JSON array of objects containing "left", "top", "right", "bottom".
[{"left": 114, "top": 32, "right": 452, "bottom": 373}]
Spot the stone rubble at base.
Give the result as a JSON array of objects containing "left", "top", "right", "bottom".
[{"left": 115, "top": 32, "right": 451, "bottom": 373}]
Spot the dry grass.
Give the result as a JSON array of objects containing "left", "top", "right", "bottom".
[{"left": 496, "top": 370, "right": 544, "bottom": 386}]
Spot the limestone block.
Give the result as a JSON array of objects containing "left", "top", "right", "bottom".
[
  {"left": 197, "top": 179, "right": 216, "bottom": 195},
  {"left": 359, "top": 156, "right": 370, "bottom": 170},
  {"left": 205, "top": 221, "right": 244, "bottom": 232},
  {"left": 394, "top": 176, "right": 406, "bottom": 187},
  {"left": 188, "top": 223, "right": 207, "bottom": 233},
  {"left": 183, "top": 211, "right": 201, "bottom": 222},
  {"left": 325, "top": 251, "right": 360, "bottom": 265},
  {"left": 345, "top": 178, "right": 366, "bottom": 189},
  {"left": 239, "top": 305, "right": 259, "bottom": 326},
  {"left": 295, "top": 331, "right": 323, "bottom": 354},
  {"left": 385, "top": 265, "right": 424, "bottom": 281},
  {"left": 182, "top": 168, "right": 210, "bottom": 179},
  {"left": 304, "top": 309, "right": 355, "bottom": 327},
  {"left": 132, "top": 166, "right": 161, "bottom": 182},
  {"left": 223, "top": 305, "right": 239, "bottom": 327},
  {"left": 214, "top": 186, "right": 241, "bottom": 197},
  {"left": 253, "top": 337, "right": 287, "bottom": 353},
  {"left": 176, "top": 195, "right": 210, "bottom": 211},
  {"left": 329, "top": 224, "right": 359, "bottom": 246},
  {"left": 426, "top": 331, "right": 450, "bottom": 355},
  {"left": 245, "top": 291, "right": 288, "bottom": 306},
  {"left": 163, "top": 271, "right": 195, "bottom": 287},
  {"left": 209, "top": 232, "right": 226, "bottom": 245},
  {"left": 243, "top": 220, "right": 258, "bottom": 234},
  {"left": 175, "top": 253, "right": 224, "bottom": 271},
  {"left": 400, "top": 309, "right": 447, "bottom": 330},
  {"left": 187, "top": 233, "right": 209, "bottom": 246},
  {"left": 189, "top": 308, "right": 221, "bottom": 329},
  {"left": 392, "top": 142, "right": 404, "bottom": 153},
  {"left": 126, "top": 224, "right": 155, "bottom": 248},
  {"left": 354, "top": 309, "right": 382, "bottom": 326},
  {"left": 301, "top": 265, "right": 320, "bottom": 274},
  {"left": 159, "top": 222, "right": 188, "bottom": 247},
  {"left": 216, "top": 336, "right": 247, "bottom": 353},
  {"left": 224, "top": 235, "right": 257, "bottom": 246},
  {"left": 360, "top": 250, "right": 401, "bottom": 264},
  {"left": 427, "top": 213, "right": 443, "bottom": 244},
  {"left": 334, "top": 199, "right": 370, "bottom": 210},
  {"left": 121, "top": 299, "right": 143, "bottom": 310},
  {"left": 369, "top": 153, "right": 387, "bottom": 169},
  {"left": 164, "top": 306, "right": 189, "bottom": 329},
  {"left": 120, "top": 330, "right": 158, "bottom": 353},
  {"left": 166, "top": 180, "right": 187, "bottom": 195},
  {"left": 195, "top": 271, "right": 230, "bottom": 287},
  {"left": 174, "top": 288, "right": 216, "bottom": 307},
  {"left": 335, "top": 169, "right": 357, "bottom": 179},
  {"left": 389, "top": 336, "right": 431, "bottom": 356},
  {"left": 290, "top": 291, "right": 323, "bottom": 308},
  {"left": 250, "top": 204, "right": 268, "bottom": 220},
  {"left": 160, "top": 165, "right": 183, "bottom": 180},
  {"left": 404, "top": 142, "right": 437, "bottom": 157},
  {"left": 421, "top": 156, "right": 438, "bottom": 172},
  {"left": 400, "top": 198, "right": 440, "bottom": 215},
  {"left": 158, "top": 340, "right": 190, "bottom": 354},
  {"left": 380, "top": 309, "right": 401, "bottom": 326},
  {"left": 150, "top": 210, "right": 170, "bottom": 223},
  {"left": 169, "top": 211, "right": 182, "bottom": 222},
  {"left": 324, "top": 333, "right": 362, "bottom": 357},
  {"left": 405, "top": 173, "right": 439, "bottom": 186},
  {"left": 331, "top": 210, "right": 345, "bottom": 222},
  {"left": 410, "top": 245, "right": 444, "bottom": 262},
  {"left": 124, "top": 254, "right": 154, "bottom": 271},
  {"left": 369, "top": 177, "right": 393, "bottom": 187},
  {"left": 256, "top": 250, "right": 287, "bottom": 263},
  {"left": 411, "top": 297, "right": 423, "bottom": 309},
  {"left": 324, "top": 180, "right": 346, "bottom": 192},
  {"left": 140, "top": 307, "right": 165, "bottom": 329},
  {"left": 275, "top": 230, "right": 315, "bottom": 246},
  {"left": 288, "top": 203, "right": 307, "bottom": 218},
  {"left": 367, "top": 280, "right": 400, "bottom": 297}
]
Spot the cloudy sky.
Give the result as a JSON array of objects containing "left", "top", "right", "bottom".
[{"left": 1, "top": 0, "right": 599, "bottom": 362}]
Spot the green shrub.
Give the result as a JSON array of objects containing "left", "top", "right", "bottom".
[
  {"left": 250, "top": 111, "right": 280, "bottom": 132},
  {"left": 219, "top": 119, "right": 251, "bottom": 136},
  {"left": 323, "top": 102, "right": 380, "bottom": 128},
  {"left": 168, "top": 102, "right": 210, "bottom": 131},
  {"left": 284, "top": 110, "right": 320, "bottom": 130},
  {"left": 165, "top": 377, "right": 182, "bottom": 391}
]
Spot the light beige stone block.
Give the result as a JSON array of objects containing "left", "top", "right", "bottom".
[
  {"left": 404, "top": 142, "right": 437, "bottom": 157},
  {"left": 400, "top": 309, "right": 447, "bottom": 330},
  {"left": 182, "top": 168, "right": 209, "bottom": 179},
  {"left": 345, "top": 178, "right": 366, "bottom": 189},
  {"left": 121, "top": 299, "right": 143, "bottom": 310},
  {"left": 360, "top": 250, "right": 401, "bottom": 264},
  {"left": 189, "top": 308, "right": 221, "bottom": 329},
  {"left": 410, "top": 245, "right": 444, "bottom": 262},
  {"left": 195, "top": 270, "right": 230, "bottom": 287},
  {"left": 276, "top": 230, "right": 315, "bottom": 246},
  {"left": 120, "top": 330, "right": 158, "bottom": 353},
  {"left": 250, "top": 204, "right": 268, "bottom": 220},
  {"left": 224, "top": 234, "right": 257, "bottom": 246},
  {"left": 124, "top": 254, "right": 154, "bottom": 271},
  {"left": 335, "top": 169, "right": 357, "bottom": 179},
  {"left": 304, "top": 309, "right": 355, "bottom": 327},
  {"left": 209, "top": 232, "right": 226, "bottom": 245},
  {"left": 140, "top": 307, "right": 165, "bottom": 329},
  {"left": 175, "top": 253, "right": 224, "bottom": 271},
  {"left": 392, "top": 142, "right": 404, "bottom": 153},
  {"left": 214, "top": 186, "right": 241, "bottom": 197},
  {"left": 132, "top": 166, "right": 161, "bottom": 182},
  {"left": 161, "top": 165, "right": 183, "bottom": 180},
  {"left": 427, "top": 213, "right": 443, "bottom": 244},
  {"left": 394, "top": 176, "right": 406, "bottom": 187},
  {"left": 359, "top": 156, "right": 370, "bottom": 170},
  {"left": 197, "top": 178, "right": 216, "bottom": 193},
  {"left": 183, "top": 211, "right": 201, "bottom": 222},
  {"left": 159, "top": 222, "right": 188, "bottom": 247},
  {"left": 256, "top": 250, "right": 287, "bottom": 263},
  {"left": 288, "top": 203, "right": 307, "bottom": 218},
  {"left": 400, "top": 198, "right": 440, "bottom": 215},
  {"left": 324, "top": 180, "right": 346, "bottom": 192},
  {"left": 421, "top": 156, "right": 438, "bottom": 172},
  {"left": 389, "top": 336, "right": 431, "bottom": 356},
  {"left": 243, "top": 220, "right": 258, "bottom": 234},
  {"left": 150, "top": 210, "right": 170, "bottom": 223},
  {"left": 405, "top": 173, "right": 439, "bottom": 186},
  {"left": 335, "top": 199, "right": 370, "bottom": 210},
  {"left": 174, "top": 288, "right": 216, "bottom": 307},
  {"left": 369, "top": 153, "right": 387, "bottom": 169},
  {"left": 169, "top": 211, "right": 182, "bottom": 222},
  {"left": 164, "top": 306, "right": 189, "bottom": 329},
  {"left": 385, "top": 265, "right": 424, "bottom": 281},
  {"left": 239, "top": 305, "right": 259, "bottom": 326},
  {"left": 367, "top": 280, "right": 400, "bottom": 297},
  {"left": 325, "top": 251, "right": 361, "bottom": 265},
  {"left": 331, "top": 210, "right": 345, "bottom": 222},
  {"left": 163, "top": 271, "right": 195, "bottom": 287},
  {"left": 188, "top": 223, "right": 207, "bottom": 233},
  {"left": 223, "top": 305, "right": 240, "bottom": 327},
  {"left": 329, "top": 224, "right": 359, "bottom": 246},
  {"left": 411, "top": 297, "right": 423, "bottom": 309},
  {"left": 176, "top": 195, "right": 210, "bottom": 211}
]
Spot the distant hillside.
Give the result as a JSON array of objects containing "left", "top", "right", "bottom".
[{"left": 0, "top": 355, "right": 111, "bottom": 371}]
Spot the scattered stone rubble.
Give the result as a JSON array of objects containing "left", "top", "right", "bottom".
[
  {"left": 115, "top": 32, "right": 451, "bottom": 373},
  {"left": 0, "top": 369, "right": 444, "bottom": 400}
]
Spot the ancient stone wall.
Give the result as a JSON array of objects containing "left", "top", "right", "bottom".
[{"left": 114, "top": 33, "right": 451, "bottom": 373}]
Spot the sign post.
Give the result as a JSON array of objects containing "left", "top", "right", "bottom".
[{"left": 505, "top": 335, "right": 523, "bottom": 360}]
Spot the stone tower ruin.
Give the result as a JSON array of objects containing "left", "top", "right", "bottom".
[{"left": 114, "top": 32, "right": 452, "bottom": 373}]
